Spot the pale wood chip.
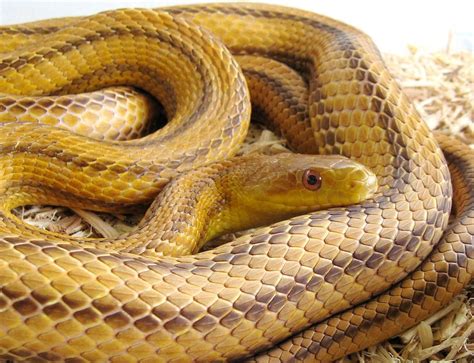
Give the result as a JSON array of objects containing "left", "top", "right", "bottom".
[{"left": 71, "top": 208, "right": 120, "bottom": 238}]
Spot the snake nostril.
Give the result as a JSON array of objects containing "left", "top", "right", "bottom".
[{"left": 349, "top": 181, "right": 358, "bottom": 190}]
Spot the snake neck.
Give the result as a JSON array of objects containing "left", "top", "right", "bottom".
[
  {"left": 0, "top": 160, "right": 232, "bottom": 256},
  {"left": 112, "top": 159, "right": 244, "bottom": 257}
]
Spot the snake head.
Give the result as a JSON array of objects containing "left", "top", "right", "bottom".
[
  {"left": 156, "top": 152, "right": 378, "bottom": 249},
  {"left": 230, "top": 153, "right": 378, "bottom": 225}
]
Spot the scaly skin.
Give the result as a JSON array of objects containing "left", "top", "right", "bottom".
[
  {"left": 0, "top": 3, "right": 469, "bottom": 362},
  {"left": 0, "top": 87, "right": 161, "bottom": 141}
]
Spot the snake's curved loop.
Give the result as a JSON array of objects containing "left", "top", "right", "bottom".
[
  {"left": 232, "top": 54, "right": 473, "bottom": 361},
  {"left": 253, "top": 134, "right": 474, "bottom": 361},
  {"left": 0, "top": 3, "right": 464, "bottom": 362}
]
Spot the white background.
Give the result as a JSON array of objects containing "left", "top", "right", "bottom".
[{"left": 0, "top": 0, "right": 472, "bottom": 54}]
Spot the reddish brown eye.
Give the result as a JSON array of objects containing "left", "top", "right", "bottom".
[{"left": 302, "top": 169, "right": 322, "bottom": 190}]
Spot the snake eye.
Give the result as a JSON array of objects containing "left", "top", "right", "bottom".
[{"left": 302, "top": 169, "right": 322, "bottom": 191}]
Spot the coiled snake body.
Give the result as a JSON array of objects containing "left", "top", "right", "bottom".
[{"left": 0, "top": 3, "right": 472, "bottom": 362}]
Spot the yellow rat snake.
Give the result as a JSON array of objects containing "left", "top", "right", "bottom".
[{"left": 0, "top": 3, "right": 473, "bottom": 362}]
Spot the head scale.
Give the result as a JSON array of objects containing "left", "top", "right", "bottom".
[{"left": 231, "top": 153, "right": 378, "bottom": 224}]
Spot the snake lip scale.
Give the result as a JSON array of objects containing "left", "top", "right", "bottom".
[{"left": 0, "top": 3, "right": 472, "bottom": 362}]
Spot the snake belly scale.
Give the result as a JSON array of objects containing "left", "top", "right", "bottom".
[{"left": 0, "top": 3, "right": 470, "bottom": 362}]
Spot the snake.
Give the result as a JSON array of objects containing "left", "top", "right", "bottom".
[{"left": 0, "top": 2, "right": 472, "bottom": 362}]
